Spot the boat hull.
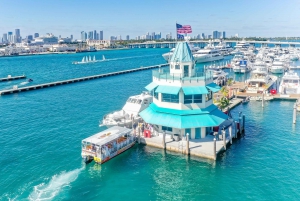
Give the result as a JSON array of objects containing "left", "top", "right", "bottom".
[
  {"left": 270, "top": 68, "right": 284, "bottom": 74},
  {"left": 194, "top": 55, "right": 223, "bottom": 63}
]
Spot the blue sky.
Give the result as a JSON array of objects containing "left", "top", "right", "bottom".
[{"left": 1, "top": 0, "right": 300, "bottom": 39}]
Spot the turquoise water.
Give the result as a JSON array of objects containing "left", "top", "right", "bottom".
[{"left": 1, "top": 49, "right": 300, "bottom": 200}]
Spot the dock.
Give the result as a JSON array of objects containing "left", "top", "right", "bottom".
[
  {"left": 0, "top": 75, "right": 26, "bottom": 82},
  {"left": 0, "top": 64, "right": 168, "bottom": 95}
]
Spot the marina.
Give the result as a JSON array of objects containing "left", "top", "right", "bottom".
[{"left": 0, "top": 74, "right": 26, "bottom": 82}]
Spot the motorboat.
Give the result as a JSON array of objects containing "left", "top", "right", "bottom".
[
  {"left": 279, "top": 71, "right": 300, "bottom": 94},
  {"left": 270, "top": 58, "right": 285, "bottom": 74},
  {"left": 100, "top": 92, "right": 153, "bottom": 128},
  {"left": 246, "top": 62, "right": 277, "bottom": 93},
  {"left": 206, "top": 65, "right": 228, "bottom": 80},
  {"left": 231, "top": 53, "right": 251, "bottom": 73},
  {"left": 28, "top": 78, "right": 33, "bottom": 82},
  {"left": 242, "top": 96, "right": 250, "bottom": 104},
  {"left": 234, "top": 39, "right": 250, "bottom": 51}
]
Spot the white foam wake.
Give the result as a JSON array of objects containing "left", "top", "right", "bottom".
[
  {"left": 19, "top": 81, "right": 29, "bottom": 85},
  {"left": 28, "top": 167, "right": 84, "bottom": 201}
]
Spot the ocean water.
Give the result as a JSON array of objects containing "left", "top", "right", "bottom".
[{"left": 1, "top": 49, "right": 300, "bottom": 201}]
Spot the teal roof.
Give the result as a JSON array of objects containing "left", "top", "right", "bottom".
[
  {"left": 170, "top": 42, "right": 194, "bottom": 62},
  {"left": 182, "top": 86, "right": 208, "bottom": 95},
  {"left": 139, "top": 103, "right": 228, "bottom": 129},
  {"left": 206, "top": 83, "right": 221, "bottom": 92},
  {"left": 145, "top": 82, "right": 158, "bottom": 91},
  {"left": 155, "top": 85, "right": 181, "bottom": 95}
]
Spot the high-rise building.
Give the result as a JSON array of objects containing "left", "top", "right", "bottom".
[
  {"left": 27, "top": 35, "right": 33, "bottom": 41},
  {"left": 212, "top": 31, "right": 218, "bottom": 39},
  {"left": 70, "top": 35, "right": 73, "bottom": 40},
  {"left": 119, "top": 35, "right": 122, "bottom": 40},
  {"left": 208, "top": 35, "right": 212, "bottom": 39},
  {"left": 99, "top": 31, "right": 103, "bottom": 40},
  {"left": 88, "top": 31, "right": 93, "bottom": 40},
  {"left": 2, "top": 33, "right": 8, "bottom": 43},
  {"left": 81, "top": 31, "right": 87, "bottom": 41},
  {"left": 8, "top": 32, "right": 13, "bottom": 43},
  {"left": 34, "top": 33, "right": 39, "bottom": 38},
  {"left": 59, "top": 35, "right": 61, "bottom": 39},
  {"left": 15, "top": 29, "right": 21, "bottom": 43},
  {"left": 126, "top": 35, "right": 129, "bottom": 40},
  {"left": 93, "top": 30, "right": 97, "bottom": 40},
  {"left": 201, "top": 33, "right": 205, "bottom": 39},
  {"left": 222, "top": 31, "right": 226, "bottom": 39}
]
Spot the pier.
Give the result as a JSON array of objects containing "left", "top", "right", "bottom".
[
  {"left": 0, "top": 75, "right": 26, "bottom": 82},
  {"left": 0, "top": 64, "right": 168, "bottom": 95}
]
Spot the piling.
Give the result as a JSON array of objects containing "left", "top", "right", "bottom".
[
  {"left": 293, "top": 103, "right": 297, "bottom": 124},
  {"left": 262, "top": 91, "right": 265, "bottom": 108},
  {"left": 138, "top": 127, "right": 141, "bottom": 144},
  {"left": 213, "top": 138, "right": 217, "bottom": 160},
  {"left": 229, "top": 126, "right": 232, "bottom": 144},
  {"left": 186, "top": 133, "right": 190, "bottom": 155},
  {"left": 242, "top": 114, "right": 246, "bottom": 132},
  {"left": 222, "top": 130, "right": 226, "bottom": 150},
  {"left": 162, "top": 131, "right": 166, "bottom": 149},
  {"left": 235, "top": 121, "right": 238, "bottom": 138},
  {"left": 238, "top": 117, "right": 242, "bottom": 135}
]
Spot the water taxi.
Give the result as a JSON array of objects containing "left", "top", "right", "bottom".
[{"left": 81, "top": 126, "right": 135, "bottom": 164}]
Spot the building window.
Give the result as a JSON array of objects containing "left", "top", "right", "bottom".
[
  {"left": 162, "top": 126, "right": 173, "bottom": 132},
  {"left": 175, "top": 64, "right": 180, "bottom": 69},
  {"left": 206, "top": 90, "right": 212, "bottom": 101},
  {"left": 153, "top": 88, "right": 159, "bottom": 100},
  {"left": 184, "top": 94, "right": 202, "bottom": 104},
  {"left": 162, "top": 93, "right": 179, "bottom": 103}
]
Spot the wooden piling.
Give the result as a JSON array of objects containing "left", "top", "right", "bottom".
[
  {"left": 138, "top": 127, "right": 141, "bottom": 144},
  {"left": 186, "top": 133, "right": 190, "bottom": 155},
  {"left": 229, "top": 126, "right": 232, "bottom": 144},
  {"left": 162, "top": 131, "right": 166, "bottom": 149},
  {"left": 213, "top": 138, "right": 216, "bottom": 160},
  {"left": 242, "top": 114, "right": 245, "bottom": 132},
  {"left": 222, "top": 130, "right": 226, "bottom": 150},
  {"left": 293, "top": 103, "right": 297, "bottom": 124}
]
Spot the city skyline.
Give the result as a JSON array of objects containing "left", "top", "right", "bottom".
[{"left": 0, "top": 0, "right": 300, "bottom": 39}]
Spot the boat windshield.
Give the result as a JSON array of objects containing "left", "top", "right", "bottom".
[{"left": 126, "top": 98, "right": 142, "bottom": 104}]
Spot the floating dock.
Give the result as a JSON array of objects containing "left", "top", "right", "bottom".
[
  {"left": 0, "top": 75, "right": 26, "bottom": 82},
  {"left": 0, "top": 64, "right": 168, "bottom": 95}
]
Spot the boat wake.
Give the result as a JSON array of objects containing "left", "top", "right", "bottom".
[
  {"left": 28, "top": 167, "right": 84, "bottom": 201},
  {"left": 19, "top": 81, "right": 29, "bottom": 86}
]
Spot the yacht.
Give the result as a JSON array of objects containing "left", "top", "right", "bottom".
[
  {"left": 234, "top": 39, "right": 250, "bottom": 50},
  {"left": 206, "top": 65, "right": 228, "bottom": 80},
  {"left": 162, "top": 44, "right": 200, "bottom": 61},
  {"left": 270, "top": 58, "right": 285, "bottom": 74},
  {"left": 231, "top": 53, "right": 251, "bottom": 73},
  {"left": 193, "top": 48, "right": 223, "bottom": 63},
  {"left": 215, "top": 41, "right": 233, "bottom": 55},
  {"left": 246, "top": 62, "right": 277, "bottom": 93},
  {"left": 279, "top": 71, "right": 300, "bottom": 94},
  {"left": 100, "top": 92, "right": 153, "bottom": 128}
]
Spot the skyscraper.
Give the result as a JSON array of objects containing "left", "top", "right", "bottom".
[
  {"left": 34, "top": 33, "right": 39, "bottom": 38},
  {"left": 99, "top": 31, "right": 103, "bottom": 40},
  {"left": 126, "top": 35, "right": 129, "bottom": 40},
  {"left": 81, "top": 31, "right": 87, "bottom": 41},
  {"left": 88, "top": 31, "right": 93, "bottom": 40},
  {"left": 15, "top": 29, "right": 21, "bottom": 42},
  {"left": 8, "top": 32, "right": 13, "bottom": 43},
  {"left": 93, "top": 30, "right": 97, "bottom": 40},
  {"left": 70, "top": 35, "right": 73, "bottom": 40},
  {"left": 2, "top": 33, "right": 8, "bottom": 43},
  {"left": 27, "top": 35, "right": 33, "bottom": 40},
  {"left": 201, "top": 33, "right": 205, "bottom": 39},
  {"left": 212, "top": 31, "right": 218, "bottom": 39},
  {"left": 222, "top": 31, "right": 226, "bottom": 39}
]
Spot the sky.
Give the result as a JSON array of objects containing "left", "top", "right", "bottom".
[{"left": 0, "top": 0, "right": 300, "bottom": 39}]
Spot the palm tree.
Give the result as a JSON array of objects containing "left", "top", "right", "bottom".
[
  {"left": 220, "top": 86, "right": 229, "bottom": 98},
  {"left": 219, "top": 97, "right": 230, "bottom": 111}
]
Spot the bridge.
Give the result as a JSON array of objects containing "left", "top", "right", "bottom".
[{"left": 128, "top": 40, "right": 300, "bottom": 49}]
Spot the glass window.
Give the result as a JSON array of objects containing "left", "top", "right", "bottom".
[
  {"left": 154, "top": 91, "right": 159, "bottom": 100},
  {"left": 206, "top": 90, "right": 212, "bottom": 101},
  {"left": 162, "top": 126, "right": 172, "bottom": 132},
  {"left": 194, "top": 94, "right": 202, "bottom": 103},
  {"left": 175, "top": 64, "right": 180, "bottom": 69},
  {"left": 162, "top": 93, "right": 179, "bottom": 103},
  {"left": 184, "top": 95, "right": 193, "bottom": 104},
  {"left": 293, "top": 80, "right": 298, "bottom": 84},
  {"left": 136, "top": 99, "right": 142, "bottom": 104}
]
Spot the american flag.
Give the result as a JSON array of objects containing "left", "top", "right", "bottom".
[{"left": 176, "top": 23, "right": 192, "bottom": 34}]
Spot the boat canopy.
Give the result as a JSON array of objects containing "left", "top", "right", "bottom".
[
  {"left": 82, "top": 126, "right": 131, "bottom": 146},
  {"left": 145, "top": 82, "right": 158, "bottom": 91}
]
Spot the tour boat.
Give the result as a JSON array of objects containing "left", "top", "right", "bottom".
[
  {"left": 81, "top": 126, "right": 135, "bottom": 164},
  {"left": 279, "top": 71, "right": 300, "bottom": 94},
  {"left": 246, "top": 62, "right": 277, "bottom": 93},
  {"left": 100, "top": 92, "right": 153, "bottom": 128}
]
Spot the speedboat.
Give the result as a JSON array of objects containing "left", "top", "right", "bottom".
[
  {"left": 100, "top": 92, "right": 153, "bottom": 128},
  {"left": 246, "top": 62, "right": 277, "bottom": 93},
  {"left": 28, "top": 78, "right": 33, "bottom": 82},
  {"left": 279, "top": 71, "right": 300, "bottom": 94}
]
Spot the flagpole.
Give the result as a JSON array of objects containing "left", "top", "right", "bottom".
[{"left": 175, "top": 21, "right": 177, "bottom": 42}]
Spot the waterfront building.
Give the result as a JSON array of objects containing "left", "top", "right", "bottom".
[
  {"left": 86, "top": 39, "right": 115, "bottom": 48},
  {"left": 93, "top": 30, "right": 97, "bottom": 40},
  {"left": 208, "top": 35, "right": 212, "bottom": 39},
  {"left": 15, "top": 29, "right": 21, "bottom": 43},
  {"left": 166, "top": 32, "right": 172, "bottom": 40},
  {"left": 8, "top": 32, "right": 13, "bottom": 43},
  {"left": 201, "top": 33, "right": 205, "bottom": 39},
  {"left": 126, "top": 35, "right": 130, "bottom": 40},
  {"left": 88, "top": 31, "right": 93, "bottom": 40},
  {"left": 140, "top": 41, "right": 227, "bottom": 139},
  {"left": 81, "top": 31, "right": 87, "bottom": 41},
  {"left": 27, "top": 35, "right": 33, "bottom": 41},
  {"left": 222, "top": 31, "right": 226, "bottom": 39},
  {"left": 2, "top": 33, "right": 8, "bottom": 43},
  {"left": 34, "top": 33, "right": 39, "bottom": 38},
  {"left": 70, "top": 35, "right": 73, "bottom": 40},
  {"left": 33, "top": 33, "right": 58, "bottom": 44},
  {"left": 213, "top": 31, "right": 218, "bottom": 39},
  {"left": 99, "top": 31, "right": 103, "bottom": 40}
]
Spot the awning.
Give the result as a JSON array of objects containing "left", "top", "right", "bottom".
[
  {"left": 145, "top": 82, "right": 158, "bottom": 91},
  {"left": 139, "top": 105, "right": 228, "bottom": 129},
  {"left": 206, "top": 83, "right": 221, "bottom": 92},
  {"left": 155, "top": 85, "right": 181, "bottom": 95},
  {"left": 182, "top": 86, "right": 208, "bottom": 95}
]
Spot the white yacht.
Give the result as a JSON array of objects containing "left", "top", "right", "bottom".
[
  {"left": 246, "top": 62, "right": 277, "bottom": 93},
  {"left": 231, "top": 53, "right": 251, "bottom": 73},
  {"left": 100, "top": 92, "right": 153, "bottom": 128},
  {"left": 279, "top": 71, "right": 300, "bottom": 94},
  {"left": 270, "top": 58, "right": 285, "bottom": 74},
  {"left": 193, "top": 48, "right": 223, "bottom": 63},
  {"left": 215, "top": 41, "right": 233, "bottom": 55},
  {"left": 206, "top": 65, "right": 228, "bottom": 80},
  {"left": 234, "top": 39, "right": 250, "bottom": 50},
  {"left": 162, "top": 44, "right": 200, "bottom": 61}
]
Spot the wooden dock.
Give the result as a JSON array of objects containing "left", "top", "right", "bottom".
[
  {"left": 0, "top": 64, "right": 168, "bottom": 95},
  {"left": 0, "top": 75, "right": 26, "bottom": 82}
]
